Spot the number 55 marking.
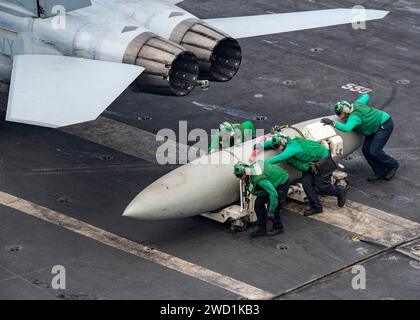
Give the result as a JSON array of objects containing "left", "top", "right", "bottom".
[{"left": 342, "top": 83, "right": 372, "bottom": 94}]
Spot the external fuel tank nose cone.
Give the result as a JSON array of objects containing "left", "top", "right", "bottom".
[
  {"left": 123, "top": 117, "right": 364, "bottom": 222},
  {"left": 122, "top": 150, "right": 240, "bottom": 220},
  {"left": 123, "top": 193, "right": 151, "bottom": 220}
]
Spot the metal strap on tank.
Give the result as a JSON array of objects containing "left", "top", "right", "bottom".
[
  {"left": 287, "top": 126, "right": 306, "bottom": 139},
  {"left": 275, "top": 124, "right": 306, "bottom": 139}
]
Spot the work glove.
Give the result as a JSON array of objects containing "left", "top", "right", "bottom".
[
  {"left": 320, "top": 118, "right": 335, "bottom": 126},
  {"left": 250, "top": 144, "right": 262, "bottom": 162}
]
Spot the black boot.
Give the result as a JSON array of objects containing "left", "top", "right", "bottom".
[
  {"left": 267, "top": 225, "right": 284, "bottom": 236},
  {"left": 267, "top": 216, "right": 284, "bottom": 236},
  {"left": 304, "top": 207, "right": 323, "bottom": 216},
  {"left": 337, "top": 187, "right": 347, "bottom": 208},
  {"left": 385, "top": 163, "right": 399, "bottom": 180},
  {"left": 250, "top": 227, "right": 266, "bottom": 238},
  {"left": 367, "top": 174, "right": 385, "bottom": 182}
]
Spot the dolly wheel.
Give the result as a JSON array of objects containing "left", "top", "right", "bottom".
[
  {"left": 335, "top": 178, "right": 349, "bottom": 189},
  {"left": 226, "top": 217, "right": 249, "bottom": 233}
]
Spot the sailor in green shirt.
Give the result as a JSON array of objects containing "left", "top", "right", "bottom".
[
  {"left": 257, "top": 133, "right": 346, "bottom": 216},
  {"left": 233, "top": 161, "right": 290, "bottom": 238},
  {"left": 209, "top": 121, "right": 256, "bottom": 153},
  {"left": 321, "top": 94, "right": 399, "bottom": 181}
]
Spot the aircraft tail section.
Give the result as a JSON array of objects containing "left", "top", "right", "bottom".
[{"left": 203, "top": 9, "right": 389, "bottom": 39}]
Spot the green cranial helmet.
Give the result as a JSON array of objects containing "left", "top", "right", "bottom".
[
  {"left": 272, "top": 133, "right": 288, "bottom": 148},
  {"left": 335, "top": 101, "right": 352, "bottom": 115},
  {"left": 220, "top": 122, "right": 235, "bottom": 135},
  {"left": 233, "top": 162, "right": 249, "bottom": 177},
  {"left": 241, "top": 121, "right": 256, "bottom": 139},
  {"left": 271, "top": 125, "right": 282, "bottom": 134},
  {"left": 271, "top": 135, "right": 281, "bottom": 147}
]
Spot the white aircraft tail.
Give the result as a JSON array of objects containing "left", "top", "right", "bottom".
[
  {"left": 6, "top": 55, "right": 144, "bottom": 128},
  {"left": 204, "top": 9, "right": 389, "bottom": 39}
]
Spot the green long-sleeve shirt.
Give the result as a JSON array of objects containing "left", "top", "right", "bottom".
[
  {"left": 257, "top": 179, "right": 279, "bottom": 213},
  {"left": 209, "top": 121, "right": 256, "bottom": 152},
  {"left": 356, "top": 93, "right": 370, "bottom": 105},
  {"left": 334, "top": 94, "right": 390, "bottom": 133},
  {"left": 264, "top": 140, "right": 304, "bottom": 165},
  {"left": 262, "top": 139, "right": 274, "bottom": 150},
  {"left": 248, "top": 162, "right": 289, "bottom": 213}
]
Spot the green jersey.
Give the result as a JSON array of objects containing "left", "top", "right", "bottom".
[
  {"left": 248, "top": 162, "right": 289, "bottom": 213},
  {"left": 209, "top": 121, "right": 256, "bottom": 152},
  {"left": 265, "top": 137, "right": 329, "bottom": 172},
  {"left": 334, "top": 94, "right": 390, "bottom": 136}
]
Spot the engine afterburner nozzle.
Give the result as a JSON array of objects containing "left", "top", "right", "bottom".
[
  {"left": 170, "top": 20, "right": 242, "bottom": 82},
  {"left": 123, "top": 33, "right": 199, "bottom": 96}
]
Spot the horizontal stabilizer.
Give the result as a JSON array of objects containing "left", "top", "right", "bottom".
[
  {"left": 203, "top": 9, "right": 389, "bottom": 39},
  {"left": 6, "top": 55, "right": 144, "bottom": 128},
  {"left": 166, "top": 0, "right": 184, "bottom": 4}
]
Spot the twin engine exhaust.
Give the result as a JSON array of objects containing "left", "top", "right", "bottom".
[
  {"left": 170, "top": 20, "right": 242, "bottom": 82},
  {"left": 125, "top": 22, "right": 242, "bottom": 96},
  {"left": 123, "top": 33, "right": 199, "bottom": 96}
]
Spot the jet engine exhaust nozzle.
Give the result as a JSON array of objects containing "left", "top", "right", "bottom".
[
  {"left": 124, "top": 32, "right": 199, "bottom": 96},
  {"left": 170, "top": 20, "right": 242, "bottom": 82}
]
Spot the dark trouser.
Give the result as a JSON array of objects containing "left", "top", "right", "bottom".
[
  {"left": 254, "top": 179, "right": 290, "bottom": 229},
  {"left": 361, "top": 118, "right": 398, "bottom": 177},
  {"left": 302, "top": 171, "right": 339, "bottom": 210}
]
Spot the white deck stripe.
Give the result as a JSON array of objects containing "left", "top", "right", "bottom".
[
  {"left": 61, "top": 117, "right": 197, "bottom": 163},
  {"left": 285, "top": 198, "right": 420, "bottom": 246},
  {"left": 0, "top": 191, "right": 273, "bottom": 300}
]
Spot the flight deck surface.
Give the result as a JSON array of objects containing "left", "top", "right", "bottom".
[{"left": 0, "top": 0, "right": 419, "bottom": 300}]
